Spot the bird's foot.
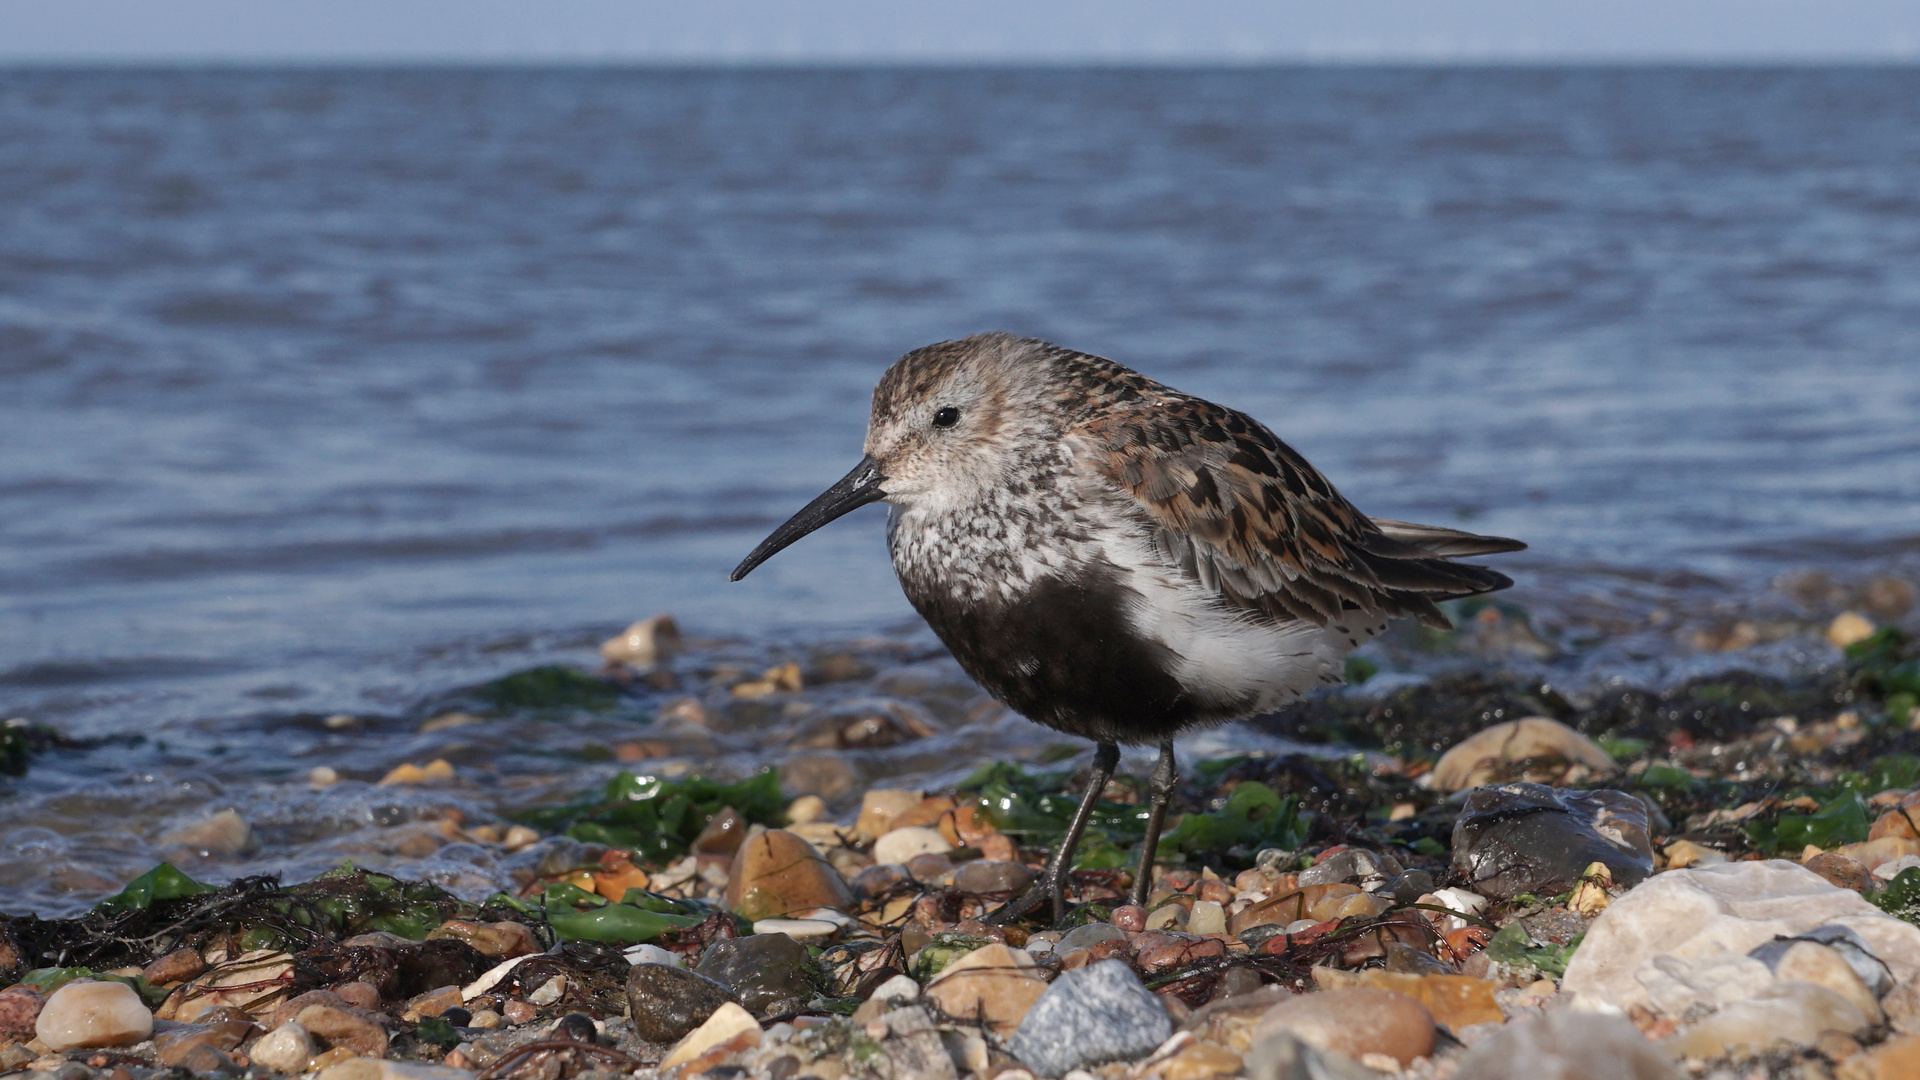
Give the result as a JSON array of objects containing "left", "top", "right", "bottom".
[{"left": 982, "top": 873, "right": 1069, "bottom": 926}]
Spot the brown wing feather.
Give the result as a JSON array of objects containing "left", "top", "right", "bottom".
[{"left": 1076, "top": 397, "right": 1523, "bottom": 631}]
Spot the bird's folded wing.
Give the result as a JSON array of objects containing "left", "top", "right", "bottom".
[{"left": 1072, "top": 398, "right": 1523, "bottom": 630}]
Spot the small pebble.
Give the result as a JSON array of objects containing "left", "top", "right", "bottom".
[
  {"left": 527, "top": 976, "right": 565, "bottom": 1006},
  {"left": 249, "top": 1022, "right": 315, "bottom": 1075}
]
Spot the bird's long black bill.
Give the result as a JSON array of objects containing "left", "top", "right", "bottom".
[{"left": 730, "top": 455, "right": 887, "bottom": 582}]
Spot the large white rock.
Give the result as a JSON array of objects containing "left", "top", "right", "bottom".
[
  {"left": 1563, "top": 860, "right": 1920, "bottom": 1012},
  {"left": 34, "top": 980, "right": 153, "bottom": 1052}
]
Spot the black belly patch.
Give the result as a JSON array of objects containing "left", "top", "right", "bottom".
[{"left": 904, "top": 564, "right": 1226, "bottom": 745}]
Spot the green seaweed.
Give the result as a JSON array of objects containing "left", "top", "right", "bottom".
[
  {"left": 1870, "top": 867, "right": 1920, "bottom": 923},
  {"left": 95, "top": 863, "right": 212, "bottom": 913},
  {"left": 1163, "top": 782, "right": 1307, "bottom": 855},
  {"left": 517, "top": 769, "right": 785, "bottom": 862},
  {"left": 290, "top": 865, "right": 463, "bottom": 940},
  {"left": 19, "top": 967, "right": 168, "bottom": 1007},
  {"left": 498, "top": 882, "right": 705, "bottom": 943},
  {"left": 1486, "top": 923, "right": 1582, "bottom": 978},
  {"left": 474, "top": 665, "right": 625, "bottom": 712},
  {"left": 1745, "top": 791, "right": 1871, "bottom": 855}
]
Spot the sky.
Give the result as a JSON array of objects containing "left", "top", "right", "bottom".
[{"left": 4, "top": 0, "right": 1919, "bottom": 64}]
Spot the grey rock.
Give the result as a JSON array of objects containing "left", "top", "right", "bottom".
[
  {"left": 1056, "top": 922, "right": 1126, "bottom": 952},
  {"left": 1451, "top": 782, "right": 1653, "bottom": 900},
  {"left": 695, "top": 932, "right": 822, "bottom": 1018},
  {"left": 1450, "top": 1011, "right": 1681, "bottom": 1080},
  {"left": 1297, "top": 849, "right": 1400, "bottom": 891},
  {"left": 952, "top": 859, "right": 1035, "bottom": 895},
  {"left": 624, "top": 963, "right": 740, "bottom": 1044},
  {"left": 1007, "top": 959, "right": 1171, "bottom": 1078},
  {"left": 1749, "top": 924, "right": 1894, "bottom": 997},
  {"left": 868, "top": 1006, "right": 958, "bottom": 1080}
]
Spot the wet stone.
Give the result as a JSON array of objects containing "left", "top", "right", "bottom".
[
  {"left": 953, "top": 859, "right": 1035, "bottom": 895},
  {"left": 695, "top": 932, "right": 821, "bottom": 1018},
  {"left": 924, "top": 943, "right": 1046, "bottom": 1036},
  {"left": 1132, "top": 930, "right": 1228, "bottom": 973},
  {"left": 1008, "top": 959, "right": 1172, "bottom": 1078},
  {"left": 725, "top": 828, "right": 856, "bottom": 921},
  {"left": 1451, "top": 782, "right": 1654, "bottom": 900},
  {"left": 625, "top": 962, "right": 743, "bottom": 1044},
  {"left": 0, "top": 985, "right": 42, "bottom": 1035},
  {"left": 35, "top": 981, "right": 153, "bottom": 1052},
  {"left": 296, "top": 1004, "right": 390, "bottom": 1058},
  {"left": 250, "top": 1021, "right": 316, "bottom": 1075},
  {"left": 1297, "top": 849, "right": 1401, "bottom": 890},
  {"left": 143, "top": 947, "right": 208, "bottom": 986}
]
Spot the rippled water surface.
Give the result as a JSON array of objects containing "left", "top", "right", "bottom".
[{"left": 4, "top": 67, "right": 1920, "bottom": 914}]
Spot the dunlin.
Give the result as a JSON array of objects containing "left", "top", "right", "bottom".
[{"left": 732, "top": 332, "right": 1523, "bottom": 922}]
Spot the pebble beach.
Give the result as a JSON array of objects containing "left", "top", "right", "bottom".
[{"left": 9, "top": 591, "right": 1920, "bottom": 1080}]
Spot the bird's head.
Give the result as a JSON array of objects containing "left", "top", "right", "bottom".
[{"left": 730, "top": 332, "right": 1063, "bottom": 581}]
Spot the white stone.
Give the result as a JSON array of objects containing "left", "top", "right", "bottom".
[
  {"left": 1662, "top": 981, "right": 1870, "bottom": 1059},
  {"left": 599, "top": 613, "right": 680, "bottom": 667},
  {"left": 1423, "top": 888, "right": 1490, "bottom": 932},
  {"left": 34, "top": 980, "right": 153, "bottom": 1052},
  {"left": 872, "top": 826, "right": 952, "bottom": 865},
  {"left": 1562, "top": 860, "right": 1920, "bottom": 1013},
  {"left": 250, "top": 1021, "right": 316, "bottom": 1074},
  {"left": 1878, "top": 854, "right": 1920, "bottom": 881},
  {"left": 752, "top": 917, "right": 840, "bottom": 944},
  {"left": 527, "top": 976, "right": 565, "bottom": 1005},
  {"left": 622, "top": 943, "right": 682, "bottom": 968},
  {"left": 1636, "top": 952, "right": 1774, "bottom": 1017},
  {"left": 659, "top": 1002, "right": 760, "bottom": 1071},
  {"left": 462, "top": 954, "right": 535, "bottom": 1000},
  {"left": 1188, "top": 900, "right": 1227, "bottom": 936},
  {"left": 868, "top": 974, "right": 921, "bottom": 1005}
]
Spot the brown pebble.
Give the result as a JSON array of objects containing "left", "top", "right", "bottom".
[
  {"left": 1804, "top": 852, "right": 1873, "bottom": 893},
  {"left": 504, "top": 999, "right": 538, "bottom": 1025},
  {"left": 906, "top": 852, "right": 957, "bottom": 883},
  {"left": 261, "top": 990, "right": 349, "bottom": 1032},
  {"left": 978, "top": 835, "right": 1020, "bottom": 862},
  {"left": 333, "top": 983, "right": 382, "bottom": 1010},
  {"left": 1133, "top": 931, "right": 1228, "bottom": 973},
  {"left": 1253, "top": 987, "right": 1436, "bottom": 1066},
  {"left": 142, "top": 948, "right": 208, "bottom": 987},
  {"left": 1112, "top": 905, "right": 1147, "bottom": 932},
  {"left": 1197, "top": 879, "right": 1233, "bottom": 905},
  {"left": 296, "top": 1005, "right": 389, "bottom": 1058}
]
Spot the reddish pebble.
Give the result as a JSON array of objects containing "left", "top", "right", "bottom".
[
  {"left": 1197, "top": 879, "right": 1233, "bottom": 905},
  {"left": 333, "top": 983, "right": 381, "bottom": 1010},
  {"left": 0, "top": 986, "right": 43, "bottom": 1036},
  {"left": 503, "top": 999, "right": 538, "bottom": 1025},
  {"left": 1111, "top": 905, "right": 1147, "bottom": 932},
  {"left": 1133, "top": 930, "right": 1228, "bottom": 973}
]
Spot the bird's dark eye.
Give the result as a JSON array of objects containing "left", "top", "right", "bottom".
[{"left": 932, "top": 406, "right": 961, "bottom": 429}]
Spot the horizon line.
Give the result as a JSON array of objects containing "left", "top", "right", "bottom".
[{"left": 5, "top": 55, "right": 1920, "bottom": 69}]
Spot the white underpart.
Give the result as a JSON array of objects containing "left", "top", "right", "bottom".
[{"left": 1103, "top": 530, "right": 1380, "bottom": 713}]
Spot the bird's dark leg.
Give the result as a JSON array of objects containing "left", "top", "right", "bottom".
[
  {"left": 984, "top": 741, "right": 1120, "bottom": 926},
  {"left": 1129, "top": 738, "right": 1178, "bottom": 909}
]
